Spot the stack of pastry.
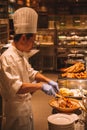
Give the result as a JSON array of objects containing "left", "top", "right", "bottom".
[{"left": 61, "top": 62, "right": 87, "bottom": 79}]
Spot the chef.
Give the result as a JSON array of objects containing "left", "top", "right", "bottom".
[{"left": 0, "top": 7, "right": 59, "bottom": 130}]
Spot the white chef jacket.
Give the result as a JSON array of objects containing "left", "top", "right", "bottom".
[{"left": 0, "top": 45, "right": 38, "bottom": 130}]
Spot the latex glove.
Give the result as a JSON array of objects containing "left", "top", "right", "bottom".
[
  {"left": 42, "top": 83, "right": 56, "bottom": 96},
  {"left": 48, "top": 80, "right": 59, "bottom": 93}
]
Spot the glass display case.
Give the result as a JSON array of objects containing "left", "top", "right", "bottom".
[
  {"left": 35, "top": 28, "right": 55, "bottom": 45},
  {"left": 56, "top": 29, "right": 87, "bottom": 71},
  {"left": 57, "top": 78, "right": 87, "bottom": 99}
]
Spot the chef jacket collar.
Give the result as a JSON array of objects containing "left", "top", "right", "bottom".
[
  {"left": 12, "top": 45, "right": 28, "bottom": 58},
  {"left": 12, "top": 45, "right": 33, "bottom": 61}
]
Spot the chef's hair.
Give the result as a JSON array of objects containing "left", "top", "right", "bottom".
[{"left": 14, "top": 33, "right": 34, "bottom": 42}]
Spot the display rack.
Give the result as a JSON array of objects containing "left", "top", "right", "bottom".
[
  {"left": 0, "top": 0, "right": 8, "bottom": 47},
  {"left": 56, "top": 29, "right": 87, "bottom": 71}
]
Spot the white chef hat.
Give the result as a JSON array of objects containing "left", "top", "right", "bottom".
[{"left": 13, "top": 7, "right": 38, "bottom": 34}]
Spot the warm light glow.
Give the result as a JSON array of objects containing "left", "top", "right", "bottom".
[{"left": 79, "top": 80, "right": 83, "bottom": 83}]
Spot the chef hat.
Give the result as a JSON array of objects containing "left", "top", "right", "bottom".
[{"left": 13, "top": 7, "right": 38, "bottom": 34}]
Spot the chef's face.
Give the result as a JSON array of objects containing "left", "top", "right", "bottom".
[{"left": 22, "top": 34, "right": 35, "bottom": 52}]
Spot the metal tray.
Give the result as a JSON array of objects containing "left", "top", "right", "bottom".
[{"left": 58, "top": 78, "right": 87, "bottom": 90}]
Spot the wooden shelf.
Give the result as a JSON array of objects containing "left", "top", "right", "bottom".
[{"left": 0, "top": 1, "right": 8, "bottom": 44}]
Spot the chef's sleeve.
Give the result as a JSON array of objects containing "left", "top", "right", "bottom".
[
  {"left": 0, "top": 60, "right": 22, "bottom": 97},
  {"left": 27, "top": 62, "right": 38, "bottom": 82}
]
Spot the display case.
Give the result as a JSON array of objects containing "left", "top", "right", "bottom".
[
  {"left": 56, "top": 29, "right": 87, "bottom": 71},
  {"left": 58, "top": 78, "right": 87, "bottom": 89},
  {"left": 35, "top": 28, "right": 55, "bottom": 45},
  {"left": 57, "top": 78, "right": 87, "bottom": 99}
]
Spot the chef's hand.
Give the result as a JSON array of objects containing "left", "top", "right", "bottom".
[
  {"left": 42, "top": 83, "right": 56, "bottom": 96},
  {"left": 48, "top": 80, "right": 59, "bottom": 93}
]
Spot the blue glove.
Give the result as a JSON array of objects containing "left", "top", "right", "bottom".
[
  {"left": 48, "top": 80, "right": 59, "bottom": 93},
  {"left": 42, "top": 83, "right": 56, "bottom": 96}
]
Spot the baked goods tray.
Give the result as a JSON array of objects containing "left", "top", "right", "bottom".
[{"left": 57, "top": 74, "right": 87, "bottom": 99}]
